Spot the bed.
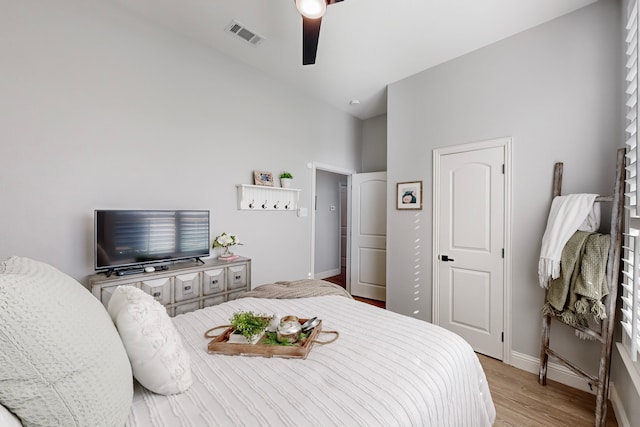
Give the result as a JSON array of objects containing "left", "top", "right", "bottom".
[{"left": 0, "top": 257, "right": 496, "bottom": 427}]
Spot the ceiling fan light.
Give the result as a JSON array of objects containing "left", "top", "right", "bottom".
[{"left": 295, "top": 0, "right": 326, "bottom": 19}]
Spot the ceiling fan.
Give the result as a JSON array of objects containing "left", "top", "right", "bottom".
[{"left": 295, "top": 0, "right": 344, "bottom": 65}]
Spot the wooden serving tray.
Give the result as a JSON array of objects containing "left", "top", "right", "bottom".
[{"left": 207, "top": 318, "right": 322, "bottom": 359}]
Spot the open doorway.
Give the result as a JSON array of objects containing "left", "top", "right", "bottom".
[
  {"left": 310, "top": 163, "right": 354, "bottom": 292},
  {"left": 318, "top": 182, "right": 348, "bottom": 288},
  {"left": 313, "top": 170, "right": 348, "bottom": 285},
  {"left": 338, "top": 182, "right": 348, "bottom": 286},
  {"left": 310, "top": 164, "right": 388, "bottom": 309}
]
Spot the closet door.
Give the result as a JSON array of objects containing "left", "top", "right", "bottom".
[{"left": 435, "top": 144, "right": 505, "bottom": 360}]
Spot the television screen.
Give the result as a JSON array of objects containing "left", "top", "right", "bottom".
[{"left": 94, "top": 210, "right": 210, "bottom": 271}]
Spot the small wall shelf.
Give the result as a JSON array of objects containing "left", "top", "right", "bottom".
[{"left": 236, "top": 184, "right": 301, "bottom": 211}]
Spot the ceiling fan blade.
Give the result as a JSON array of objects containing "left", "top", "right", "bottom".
[{"left": 302, "top": 16, "right": 322, "bottom": 65}]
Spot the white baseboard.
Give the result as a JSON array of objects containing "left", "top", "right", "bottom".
[
  {"left": 509, "top": 351, "right": 629, "bottom": 425},
  {"left": 510, "top": 350, "right": 594, "bottom": 393},
  {"left": 314, "top": 269, "right": 340, "bottom": 280}
]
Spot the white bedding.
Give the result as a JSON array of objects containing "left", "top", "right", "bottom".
[{"left": 126, "top": 296, "right": 495, "bottom": 427}]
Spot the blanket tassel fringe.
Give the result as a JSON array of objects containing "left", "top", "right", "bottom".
[{"left": 541, "top": 301, "right": 606, "bottom": 341}]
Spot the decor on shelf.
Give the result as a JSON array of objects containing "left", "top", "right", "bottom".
[
  {"left": 254, "top": 170, "right": 274, "bottom": 186},
  {"left": 279, "top": 172, "right": 293, "bottom": 188},
  {"left": 213, "top": 232, "right": 242, "bottom": 260},
  {"left": 396, "top": 181, "right": 423, "bottom": 210}
]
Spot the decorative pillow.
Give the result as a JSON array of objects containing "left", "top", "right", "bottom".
[
  {"left": 0, "top": 404, "right": 22, "bottom": 427},
  {"left": 0, "top": 256, "right": 133, "bottom": 427},
  {"left": 108, "top": 285, "right": 193, "bottom": 395}
]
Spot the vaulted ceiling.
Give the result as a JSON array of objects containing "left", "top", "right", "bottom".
[{"left": 113, "top": 0, "right": 597, "bottom": 119}]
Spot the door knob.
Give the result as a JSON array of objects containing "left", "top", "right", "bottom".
[{"left": 440, "top": 255, "right": 455, "bottom": 262}]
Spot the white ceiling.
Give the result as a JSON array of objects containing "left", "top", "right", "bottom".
[{"left": 113, "top": 0, "right": 597, "bottom": 120}]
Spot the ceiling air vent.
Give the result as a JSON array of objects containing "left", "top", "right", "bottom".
[{"left": 225, "top": 20, "right": 265, "bottom": 47}]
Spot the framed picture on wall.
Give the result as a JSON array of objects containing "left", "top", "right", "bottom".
[
  {"left": 254, "top": 171, "right": 274, "bottom": 186},
  {"left": 396, "top": 181, "right": 422, "bottom": 210}
]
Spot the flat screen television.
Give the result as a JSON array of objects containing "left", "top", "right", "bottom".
[{"left": 94, "top": 209, "right": 210, "bottom": 272}]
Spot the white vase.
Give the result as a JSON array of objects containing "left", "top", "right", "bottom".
[{"left": 280, "top": 178, "right": 292, "bottom": 188}]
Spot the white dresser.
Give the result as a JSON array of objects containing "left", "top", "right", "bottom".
[{"left": 88, "top": 257, "right": 251, "bottom": 316}]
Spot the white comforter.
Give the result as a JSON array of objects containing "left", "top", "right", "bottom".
[{"left": 126, "top": 296, "right": 496, "bottom": 427}]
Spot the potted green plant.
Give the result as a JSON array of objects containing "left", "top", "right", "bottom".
[
  {"left": 228, "top": 311, "right": 271, "bottom": 344},
  {"left": 279, "top": 172, "right": 293, "bottom": 188}
]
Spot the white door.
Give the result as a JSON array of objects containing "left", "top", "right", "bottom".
[
  {"left": 435, "top": 145, "right": 504, "bottom": 359},
  {"left": 350, "top": 172, "right": 387, "bottom": 301}
]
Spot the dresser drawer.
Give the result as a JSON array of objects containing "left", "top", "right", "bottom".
[
  {"left": 174, "top": 272, "right": 201, "bottom": 302},
  {"left": 227, "top": 265, "right": 247, "bottom": 290},
  {"left": 203, "top": 268, "right": 225, "bottom": 295},
  {"left": 141, "top": 277, "right": 171, "bottom": 305}
]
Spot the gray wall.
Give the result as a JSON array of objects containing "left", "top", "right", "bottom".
[
  {"left": 362, "top": 114, "right": 387, "bottom": 172},
  {"left": 0, "top": 0, "right": 362, "bottom": 286},
  {"left": 387, "top": 0, "right": 620, "bottom": 381},
  {"left": 611, "top": 345, "right": 640, "bottom": 426}
]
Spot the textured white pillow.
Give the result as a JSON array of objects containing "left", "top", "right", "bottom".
[
  {"left": 108, "top": 285, "right": 193, "bottom": 395},
  {"left": 0, "top": 256, "right": 133, "bottom": 427},
  {"left": 0, "top": 404, "right": 22, "bottom": 427}
]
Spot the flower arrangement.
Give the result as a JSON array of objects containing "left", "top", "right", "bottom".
[{"left": 213, "top": 232, "right": 242, "bottom": 258}]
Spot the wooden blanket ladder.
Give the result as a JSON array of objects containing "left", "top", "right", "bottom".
[{"left": 538, "top": 148, "right": 625, "bottom": 427}]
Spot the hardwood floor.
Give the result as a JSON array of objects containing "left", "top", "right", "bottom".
[
  {"left": 323, "top": 273, "right": 346, "bottom": 288},
  {"left": 352, "top": 295, "right": 385, "bottom": 308},
  {"left": 478, "top": 354, "right": 618, "bottom": 426}
]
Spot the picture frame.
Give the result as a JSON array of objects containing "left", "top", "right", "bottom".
[
  {"left": 254, "top": 170, "right": 274, "bottom": 186},
  {"left": 396, "top": 181, "right": 423, "bottom": 210}
]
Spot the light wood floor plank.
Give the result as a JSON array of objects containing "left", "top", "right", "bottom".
[{"left": 478, "top": 354, "right": 618, "bottom": 426}]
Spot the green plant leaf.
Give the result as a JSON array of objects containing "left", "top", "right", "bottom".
[
  {"left": 229, "top": 311, "right": 270, "bottom": 340},
  {"left": 262, "top": 331, "right": 310, "bottom": 346}
]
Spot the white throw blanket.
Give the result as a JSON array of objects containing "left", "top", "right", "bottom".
[{"left": 538, "top": 193, "right": 600, "bottom": 288}]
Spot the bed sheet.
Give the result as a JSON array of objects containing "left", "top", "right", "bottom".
[{"left": 126, "top": 295, "right": 495, "bottom": 427}]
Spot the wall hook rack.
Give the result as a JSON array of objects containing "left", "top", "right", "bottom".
[{"left": 236, "top": 184, "right": 301, "bottom": 211}]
